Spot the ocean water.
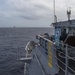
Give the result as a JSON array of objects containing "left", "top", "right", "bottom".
[{"left": 0, "top": 28, "right": 54, "bottom": 75}]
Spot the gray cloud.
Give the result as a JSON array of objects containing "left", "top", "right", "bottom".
[
  {"left": 19, "top": 13, "right": 41, "bottom": 20},
  {"left": 0, "top": 0, "right": 75, "bottom": 27},
  {"left": 5, "top": 0, "right": 75, "bottom": 21},
  {"left": 6, "top": 0, "right": 52, "bottom": 20}
]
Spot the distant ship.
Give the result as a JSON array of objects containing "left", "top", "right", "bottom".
[{"left": 14, "top": 26, "right": 15, "bottom": 28}]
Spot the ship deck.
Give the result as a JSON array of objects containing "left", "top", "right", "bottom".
[{"left": 24, "top": 53, "right": 44, "bottom": 75}]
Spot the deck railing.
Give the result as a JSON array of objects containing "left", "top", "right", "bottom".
[
  {"left": 37, "top": 35, "right": 75, "bottom": 75},
  {"left": 17, "top": 46, "right": 32, "bottom": 75},
  {"left": 17, "top": 46, "right": 26, "bottom": 60},
  {"left": 55, "top": 44, "right": 75, "bottom": 75}
]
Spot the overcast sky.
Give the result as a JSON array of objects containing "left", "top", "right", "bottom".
[{"left": 0, "top": 0, "right": 75, "bottom": 27}]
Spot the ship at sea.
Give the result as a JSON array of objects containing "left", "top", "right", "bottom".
[{"left": 17, "top": 2, "right": 75, "bottom": 75}]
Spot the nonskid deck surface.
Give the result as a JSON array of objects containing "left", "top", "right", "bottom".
[{"left": 24, "top": 53, "right": 44, "bottom": 75}]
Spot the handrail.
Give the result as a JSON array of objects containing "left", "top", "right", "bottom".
[
  {"left": 68, "top": 55, "right": 75, "bottom": 61},
  {"left": 55, "top": 63, "right": 65, "bottom": 72},
  {"left": 68, "top": 66, "right": 75, "bottom": 73},
  {"left": 38, "top": 35, "right": 53, "bottom": 43},
  {"left": 54, "top": 56, "right": 65, "bottom": 66},
  {"left": 54, "top": 48, "right": 66, "bottom": 56},
  {"left": 37, "top": 35, "right": 75, "bottom": 75}
]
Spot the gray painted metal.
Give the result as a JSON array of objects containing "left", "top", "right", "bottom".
[
  {"left": 65, "top": 44, "right": 68, "bottom": 75},
  {"left": 35, "top": 45, "right": 59, "bottom": 75},
  {"left": 18, "top": 57, "right": 32, "bottom": 63},
  {"left": 52, "top": 19, "right": 75, "bottom": 28},
  {"left": 36, "top": 35, "right": 75, "bottom": 75},
  {"left": 27, "top": 54, "right": 44, "bottom": 75}
]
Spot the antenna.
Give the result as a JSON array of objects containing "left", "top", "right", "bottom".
[
  {"left": 54, "top": 0, "right": 55, "bottom": 18},
  {"left": 54, "top": 0, "right": 57, "bottom": 23},
  {"left": 67, "top": 7, "right": 71, "bottom": 21}
]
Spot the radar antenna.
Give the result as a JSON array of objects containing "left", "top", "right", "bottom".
[{"left": 67, "top": 7, "right": 71, "bottom": 21}]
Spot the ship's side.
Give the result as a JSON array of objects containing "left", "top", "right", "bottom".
[{"left": 35, "top": 35, "right": 59, "bottom": 75}]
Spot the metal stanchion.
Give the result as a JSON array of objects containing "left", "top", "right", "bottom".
[{"left": 65, "top": 44, "right": 68, "bottom": 75}]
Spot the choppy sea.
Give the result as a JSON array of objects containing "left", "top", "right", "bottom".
[{"left": 0, "top": 27, "right": 54, "bottom": 75}]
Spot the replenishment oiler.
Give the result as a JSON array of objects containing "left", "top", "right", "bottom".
[{"left": 17, "top": 2, "right": 75, "bottom": 75}]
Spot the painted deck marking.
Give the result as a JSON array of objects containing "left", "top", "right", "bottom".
[{"left": 48, "top": 42, "right": 52, "bottom": 68}]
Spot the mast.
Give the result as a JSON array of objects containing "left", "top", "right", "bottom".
[
  {"left": 53, "top": 0, "right": 57, "bottom": 23},
  {"left": 67, "top": 7, "right": 71, "bottom": 21},
  {"left": 54, "top": 0, "right": 55, "bottom": 21}
]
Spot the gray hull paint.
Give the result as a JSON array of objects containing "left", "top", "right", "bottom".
[{"left": 35, "top": 45, "right": 58, "bottom": 75}]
